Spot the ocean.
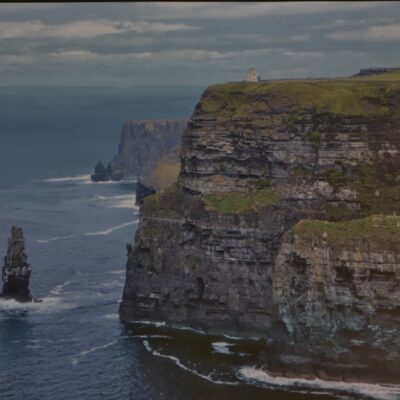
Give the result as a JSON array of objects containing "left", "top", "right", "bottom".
[{"left": 0, "top": 86, "right": 396, "bottom": 400}]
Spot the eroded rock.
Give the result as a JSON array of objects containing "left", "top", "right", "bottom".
[{"left": 1, "top": 226, "right": 32, "bottom": 302}]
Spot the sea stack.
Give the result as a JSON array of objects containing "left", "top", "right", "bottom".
[
  {"left": 91, "top": 161, "right": 110, "bottom": 182},
  {"left": 1, "top": 226, "right": 32, "bottom": 302}
]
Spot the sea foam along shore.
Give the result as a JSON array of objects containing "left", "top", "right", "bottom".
[{"left": 237, "top": 367, "right": 400, "bottom": 400}]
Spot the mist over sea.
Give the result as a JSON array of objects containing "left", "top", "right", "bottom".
[{"left": 0, "top": 86, "right": 395, "bottom": 400}]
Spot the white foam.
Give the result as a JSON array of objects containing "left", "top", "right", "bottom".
[
  {"left": 71, "top": 341, "right": 116, "bottom": 365},
  {"left": 109, "top": 198, "right": 137, "bottom": 209},
  {"left": 127, "top": 320, "right": 210, "bottom": 336},
  {"left": 237, "top": 367, "right": 400, "bottom": 400},
  {"left": 36, "top": 234, "right": 75, "bottom": 244},
  {"left": 95, "top": 194, "right": 138, "bottom": 209},
  {"left": 143, "top": 340, "right": 239, "bottom": 386},
  {"left": 103, "top": 313, "right": 119, "bottom": 320},
  {"left": 211, "top": 341, "right": 235, "bottom": 355},
  {"left": 82, "top": 178, "right": 137, "bottom": 185},
  {"left": 132, "top": 320, "right": 166, "bottom": 328},
  {"left": 41, "top": 174, "right": 91, "bottom": 183},
  {"left": 0, "top": 280, "right": 75, "bottom": 315},
  {"left": 130, "top": 335, "right": 171, "bottom": 339},
  {"left": 109, "top": 269, "right": 125, "bottom": 275},
  {"left": 40, "top": 174, "right": 137, "bottom": 185},
  {"left": 49, "top": 280, "right": 71, "bottom": 296},
  {"left": 14, "top": 338, "right": 77, "bottom": 344},
  {"left": 222, "top": 334, "right": 243, "bottom": 341},
  {"left": 85, "top": 220, "right": 138, "bottom": 236},
  {"left": 37, "top": 219, "right": 138, "bottom": 243},
  {"left": 0, "top": 295, "right": 73, "bottom": 314}
]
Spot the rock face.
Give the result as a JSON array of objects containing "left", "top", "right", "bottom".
[
  {"left": 107, "top": 119, "right": 187, "bottom": 181},
  {"left": 135, "top": 181, "right": 156, "bottom": 206},
  {"left": 120, "top": 71, "right": 400, "bottom": 383},
  {"left": 273, "top": 216, "right": 400, "bottom": 382},
  {"left": 1, "top": 226, "right": 32, "bottom": 302},
  {"left": 90, "top": 161, "right": 110, "bottom": 182},
  {"left": 353, "top": 67, "right": 400, "bottom": 77}
]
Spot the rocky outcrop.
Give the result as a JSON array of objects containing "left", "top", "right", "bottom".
[
  {"left": 90, "top": 161, "right": 110, "bottom": 182},
  {"left": 107, "top": 119, "right": 187, "bottom": 181},
  {"left": 120, "top": 71, "right": 400, "bottom": 383},
  {"left": 353, "top": 67, "right": 400, "bottom": 77},
  {"left": 1, "top": 226, "right": 32, "bottom": 302},
  {"left": 135, "top": 181, "right": 156, "bottom": 206}
]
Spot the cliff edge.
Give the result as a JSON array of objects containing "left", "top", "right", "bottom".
[
  {"left": 120, "top": 70, "right": 400, "bottom": 383},
  {"left": 107, "top": 119, "right": 187, "bottom": 181}
]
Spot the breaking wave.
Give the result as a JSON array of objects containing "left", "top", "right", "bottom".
[
  {"left": 95, "top": 194, "right": 139, "bottom": 210},
  {"left": 211, "top": 341, "right": 235, "bottom": 355},
  {"left": 237, "top": 366, "right": 400, "bottom": 400},
  {"left": 41, "top": 174, "right": 91, "bottom": 183},
  {"left": 70, "top": 341, "right": 117, "bottom": 365},
  {"left": 142, "top": 340, "right": 239, "bottom": 386},
  {"left": 84, "top": 220, "right": 138, "bottom": 236}
]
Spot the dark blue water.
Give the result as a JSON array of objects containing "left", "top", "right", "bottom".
[{"left": 0, "top": 87, "right": 394, "bottom": 400}]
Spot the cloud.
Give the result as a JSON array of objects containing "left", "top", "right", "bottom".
[
  {"left": 328, "top": 23, "right": 400, "bottom": 41},
  {"left": 289, "top": 34, "right": 311, "bottom": 42},
  {"left": 0, "top": 47, "right": 283, "bottom": 67},
  {"left": 283, "top": 50, "right": 324, "bottom": 58},
  {"left": 0, "top": 19, "right": 200, "bottom": 39},
  {"left": 134, "top": 1, "right": 388, "bottom": 19}
]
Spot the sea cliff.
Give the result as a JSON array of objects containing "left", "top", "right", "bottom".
[
  {"left": 120, "top": 70, "right": 400, "bottom": 383},
  {"left": 107, "top": 119, "right": 187, "bottom": 180}
]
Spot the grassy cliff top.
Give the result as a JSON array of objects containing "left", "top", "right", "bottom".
[
  {"left": 201, "top": 71, "right": 400, "bottom": 117},
  {"left": 293, "top": 214, "right": 400, "bottom": 251},
  {"left": 202, "top": 188, "right": 280, "bottom": 214}
]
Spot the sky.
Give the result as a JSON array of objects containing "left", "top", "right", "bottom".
[{"left": 1, "top": 1, "right": 400, "bottom": 86}]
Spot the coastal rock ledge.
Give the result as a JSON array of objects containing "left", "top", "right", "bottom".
[{"left": 120, "top": 70, "right": 400, "bottom": 383}]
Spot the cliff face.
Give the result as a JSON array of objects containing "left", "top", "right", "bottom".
[
  {"left": 274, "top": 216, "right": 400, "bottom": 382},
  {"left": 120, "top": 72, "right": 400, "bottom": 382},
  {"left": 107, "top": 119, "right": 187, "bottom": 180}
]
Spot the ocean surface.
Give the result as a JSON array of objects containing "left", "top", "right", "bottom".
[{"left": 0, "top": 87, "right": 398, "bottom": 400}]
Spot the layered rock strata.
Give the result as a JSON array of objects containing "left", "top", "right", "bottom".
[
  {"left": 121, "top": 72, "right": 400, "bottom": 382},
  {"left": 1, "top": 226, "right": 32, "bottom": 302}
]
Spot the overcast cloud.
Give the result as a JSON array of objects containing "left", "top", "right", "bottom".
[{"left": 0, "top": 2, "right": 399, "bottom": 86}]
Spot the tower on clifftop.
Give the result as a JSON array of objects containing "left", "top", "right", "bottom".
[{"left": 245, "top": 68, "right": 260, "bottom": 82}]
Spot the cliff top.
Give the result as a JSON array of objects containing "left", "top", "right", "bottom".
[
  {"left": 293, "top": 214, "right": 400, "bottom": 251},
  {"left": 201, "top": 70, "right": 400, "bottom": 117},
  {"left": 123, "top": 119, "right": 188, "bottom": 125}
]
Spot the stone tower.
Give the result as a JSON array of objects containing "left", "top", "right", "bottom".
[{"left": 245, "top": 68, "right": 259, "bottom": 82}]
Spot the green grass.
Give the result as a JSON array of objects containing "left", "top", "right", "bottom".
[
  {"left": 201, "top": 75, "right": 400, "bottom": 117},
  {"left": 293, "top": 214, "right": 400, "bottom": 251},
  {"left": 305, "top": 131, "right": 321, "bottom": 147},
  {"left": 353, "top": 164, "right": 400, "bottom": 216},
  {"left": 142, "top": 182, "right": 182, "bottom": 218},
  {"left": 202, "top": 188, "right": 280, "bottom": 214},
  {"left": 310, "top": 162, "right": 400, "bottom": 220},
  {"left": 324, "top": 168, "right": 348, "bottom": 188}
]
